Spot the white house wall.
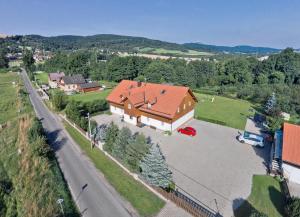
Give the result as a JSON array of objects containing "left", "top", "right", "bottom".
[
  {"left": 283, "top": 162, "right": 300, "bottom": 184},
  {"left": 49, "top": 80, "right": 58, "bottom": 88},
  {"left": 141, "top": 116, "right": 172, "bottom": 131},
  {"left": 171, "top": 109, "right": 194, "bottom": 130},
  {"left": 110, "top": 105, "right": 124, "bottom": 115},
  {"left": 124, "top": 114, "right": 137, "bottom": 125}
]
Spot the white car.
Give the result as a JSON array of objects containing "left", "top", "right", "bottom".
[{"left": 238, "top": 131, "right": 264, "bottom": 147}]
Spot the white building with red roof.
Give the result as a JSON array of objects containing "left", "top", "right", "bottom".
[
  {"left": 106, "top": 80, "right": 197, "bottom": 131},
  {"left": 273, "top": 123, "right": 300, "bottom": 184}
]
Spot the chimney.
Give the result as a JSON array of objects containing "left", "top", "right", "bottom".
[{"left": 137, "top": 81, "right": 142, "bottom": 87}]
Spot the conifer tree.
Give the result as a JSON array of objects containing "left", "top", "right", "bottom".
[{"left": 140, "top": 143, "right": 172, "bottom": 188}]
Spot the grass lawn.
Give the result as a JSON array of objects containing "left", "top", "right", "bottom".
[
  {"left": 194, "top": 93, "right": 254, "bottom": 130},
  {"left": 235, "top": 175, "right": 286, "bottom": 217},
  {"left": 64, "top": 121, "right": 165, "bottom": 216},
  {"left": 0, "top": 72, "right": 19, "bottom": 124},
  {"left": 69, "top": 89, "right": 112, "bottom": 102},
  {"left": 99, "top": 80, "right": 118, "bottom": 89},
  {"left": 34, "top": 71, "right": 48, "bottom": 84}
]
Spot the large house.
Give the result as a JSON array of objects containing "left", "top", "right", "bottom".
[
  {"left": 106, "top": 80, "right": 197, "bottom": 131},
  {"left": 59, "top": 74, "right": 86, "bottom": 92},
  {"left": 48, "top": 72, "right": 65, "bottom": 88},
  {"left": 273, "top": 123, "right": 300, "bottom": 184}
]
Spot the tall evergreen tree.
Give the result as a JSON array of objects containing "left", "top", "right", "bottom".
[
  {"left": 112, "top": 127, "right": 132, "bottom": 161},
  {"left": 125, "top": 133, "right": 149, "bottom": 171},
  {"left": 140, "top": 143, "right": 172, "bottom": 188},
  {"left": 264, "top": 92, "right": 277, "bottom": 115},
  {"left": 103, "top": 122, "right": 119, "bottom": 153}
]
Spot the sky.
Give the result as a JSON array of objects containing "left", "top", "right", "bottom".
[{"left": 0, "top": 0, "right": 299, "bottom": 48}]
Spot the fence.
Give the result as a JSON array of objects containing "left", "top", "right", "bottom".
[
  {"left": 156, "top": 188, "right": 220, "bottom": 217},
  {"left": 60, "top": 114, "right": 220, "bottom": 217}
]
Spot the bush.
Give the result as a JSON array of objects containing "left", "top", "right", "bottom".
[
  {"left": 286, "top": 197, "right": 300, "bottom": 217},
  {"left": 51, "top": 90, "right": 67, "bottom": 111},
  {"left": 27, "top": 117, "right": 45, "bottom": 143}
]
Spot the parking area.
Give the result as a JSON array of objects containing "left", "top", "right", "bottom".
[{"left": 93, "top": 114, "right": 271, "bottom": 216}]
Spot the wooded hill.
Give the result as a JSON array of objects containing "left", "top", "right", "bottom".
[{"left": 2, "top": 34, "right": 286, "bottom": 55}]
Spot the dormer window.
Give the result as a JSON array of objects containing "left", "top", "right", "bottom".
[
  {"left": 183, "top": 104, "right": 186, "bottom": 110},
  {"left": 128, "top": 104, "right": 132, "bottom": 109},
  {"left": 189, "top": 101, "right": 191, "bottom": 106},
  {"left": 177, "top": 107, "right": 180, "bottom": 113},
  {"left": 147, "top": 103, "right": 151, "bottom": 109}
]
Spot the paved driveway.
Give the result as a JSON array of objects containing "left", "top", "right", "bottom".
[{"left": 93, "top": 114, "right": 271, "bottom": 217}]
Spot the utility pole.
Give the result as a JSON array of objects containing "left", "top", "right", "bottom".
[
  {"left": 87, "top": 112, "right": 93, "bottom": 149},
  {"left": 57, "top": 198, "right": 64, "bottom": 216}
]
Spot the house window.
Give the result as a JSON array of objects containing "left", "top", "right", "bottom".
[
  {"left": 147, "top": 117, "right": 150, "bottom": 122},
  {"left": 177, "top": 107, "right": 180, "bottom": 113},
  {"left": 161, "top": 121, "right": 164, "bottom": 126},
  {"left": 183, "top": 104, "right": 186, "bottom": 110},
  {"left": 128, "top": 104, "right": 132, "bottom": 109},
  {"left": 189, "top": 101, "right": 191, "bottom": 106},
  {"left": 130, "top": 116, "right": 133, "bottom": 120}
]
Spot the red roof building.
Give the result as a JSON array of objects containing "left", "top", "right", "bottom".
[
  {"left": 107, "top": 80, "right": 197, "bottom": 131},
  {"left": 281, "top": 123, "right": 300, "bottom": 184},
  {"left": 282, "top": 123, "right": 300, "bottom": 166}
]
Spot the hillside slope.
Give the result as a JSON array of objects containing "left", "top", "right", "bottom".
[{"left": 184, "top": 42, "right": 281, "bottom": 54}]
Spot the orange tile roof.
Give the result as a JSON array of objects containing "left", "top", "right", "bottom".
[
  {"left": 106, "top": 80, "right": 197, "bottom": 119},
  {"left": 282, "top": 123, "right": 300, "bottom": 166}
]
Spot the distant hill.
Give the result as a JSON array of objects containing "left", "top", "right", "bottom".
[
  {"left": 3, "top": 33, "right": 286, "bottom": 56},
  {"left": 183, "top": 42, "right": 281, "bottom": 54},
  {"left": 18, "top": 34, "right": 188, "bottom": 52},
  {"left": 0, "top": 33, "right": 10, "bottom": 39}
]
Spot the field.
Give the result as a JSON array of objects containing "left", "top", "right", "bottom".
[
  {"left": 0, "top": 72, "right": 19, "bottom": 124},
  {"left": 194, "top": 93, "right": 254, "bottom": 129},
  {"left": 34, "top": 71, "right": 48, "bottom": 84},
  {"left": 64, "top": 121, "right": 165, "bottom": 217},
  {"left": 69, "top": 89, "right": 112, "bottom": 102},
  {"left": 235, "top": 175, "right": 286, "bottom": 217},
  {"left": 139, "top": 47, "right": 213, "bottom": 56}
]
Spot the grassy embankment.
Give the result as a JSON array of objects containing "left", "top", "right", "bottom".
[
  {"left": 194, "top": 93, "right": 254, "bottom": 130},
  {"left": 64, "top": 121, "right": 165, "bottom": 217},
  {"left": 0, "top": 72, "right": 78, "bottom": 217},
  {"left": 235, "top": 175, "right": 286, "bottom": 217}
]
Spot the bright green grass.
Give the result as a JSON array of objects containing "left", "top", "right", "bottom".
[
  {"left": 64, "top": 121, "right": 165, "bottom": 217},
  {"left": 69, "top": 89, "right": 112, "bottom": 102},
  {"left": 139, "top": 47, "right": 213, "bottom": 56},
  {"left": 0, "top": 72, "right": 18, "bottom": 124},
  {"left": 235, "top": 175, "right": 286, "bottom": 217},
  {"left": 99, "top": 80, "right": 118, "bottom": 89},
  {"left": 194, "top": 93, "right": 254, "bottom": 130},
  {"left": 34, "top": 71, "right": 48, "bottom": 84}
]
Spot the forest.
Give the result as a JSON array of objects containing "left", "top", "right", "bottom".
[{"left": 38, "top": 48, "right": 300, "bottom": 118}]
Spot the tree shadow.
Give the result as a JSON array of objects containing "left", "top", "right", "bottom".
[
  {"left": 268, "top": 186, "right": 286, "bottom": 216},
  {"left": 45, "top": 129, "right": 67, "bottom": 152},
  {"left": 233, "top": 197, "right": 267, "bottom": 217}
]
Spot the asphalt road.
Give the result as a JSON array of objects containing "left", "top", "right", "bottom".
[{"left": 21, "top": 70, "right": 136, "bottom": 217}]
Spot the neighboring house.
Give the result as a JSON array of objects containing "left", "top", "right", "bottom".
[
  {"left": 78, "top": 82, "right": 101, "bottom": 93},
  {"left": 273, "top": 123, "right": 300, "bottom": 184},
  {"left": 106, "top": 80, "right": 197, "bottom": 131},
  {"left": 48, "top": 72, "right": 65, "bottom": 88},
  {"left": 59, "top": 74, "right": 86, "bottom": 93}
]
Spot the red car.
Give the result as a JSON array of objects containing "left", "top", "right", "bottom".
[{"left": 177, "top": 127, "right": 197, "bottom": 137}]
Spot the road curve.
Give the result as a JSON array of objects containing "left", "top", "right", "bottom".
[{"left": 21, "top": 70, "right": 136, "bottom": 217}]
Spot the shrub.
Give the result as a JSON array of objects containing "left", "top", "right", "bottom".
[{"left": 286, "top": 197, "right": 300, "bottom": 217}]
